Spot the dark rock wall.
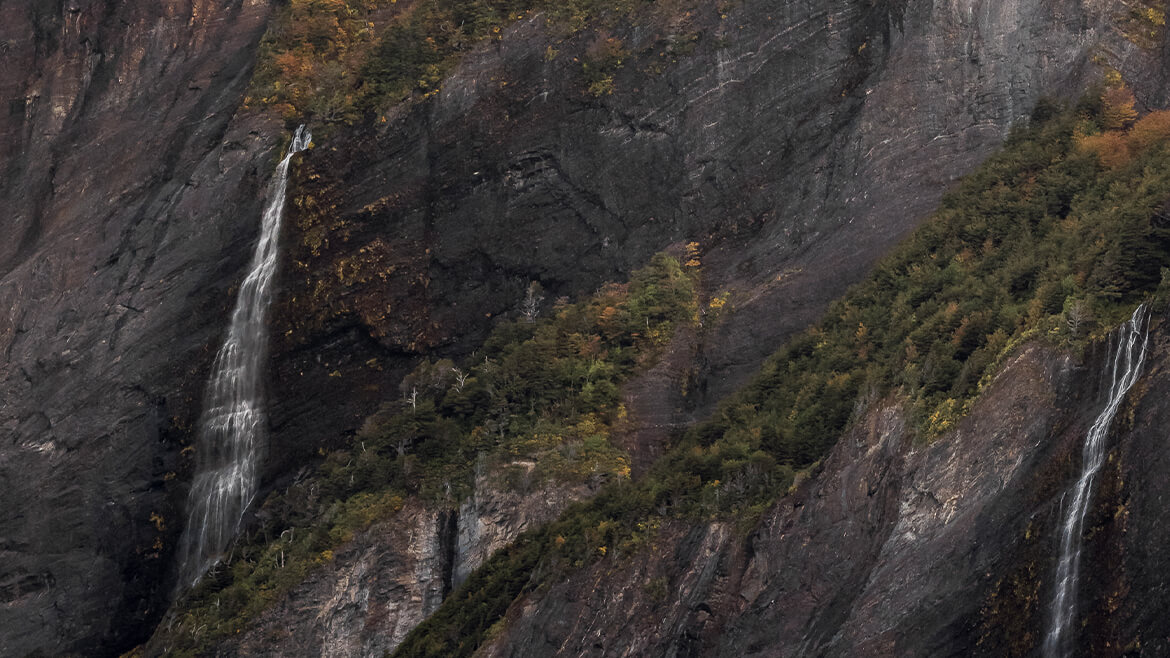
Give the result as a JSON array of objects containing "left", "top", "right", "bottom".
[
  {"left": 480, "top": 316, "right": 1170, "bottom": 657},
  {"left": 269, "top": 0, "right": 1166, "bottom": 472},
  {"left": 1078, "top": 317, "right": 1170, "bottom": 657},
  {"left": 233, "top": 0, "right": 1170, "bottom": 651},
  {"left": 2, "top": 0, "right": 1169, "bottom": 654},
  {"left": 210, "top": 470, "right": 595, "bottom": 657},
  {"left": 0, "top": 1, "right": 277, "bottom": 654}
]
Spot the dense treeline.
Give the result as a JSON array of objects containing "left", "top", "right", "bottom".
[
  {"left": 694, "top": 87, "right": 1170, "bottom": 465},
  {"left": 393, "top": 90, "right": 1170, "bottom": 656}
]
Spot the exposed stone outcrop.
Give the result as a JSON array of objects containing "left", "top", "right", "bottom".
[
  {"left": 454, "top": 463, "right": 595, "bottom": 587},
  {"left": 222, "top": 464, "right": 594, "bottom": 657},
  {"left": 222, "top": 500, "right": 452, "bottom": 658}
]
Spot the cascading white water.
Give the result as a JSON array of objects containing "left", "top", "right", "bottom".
[
  {"left": 177, "top": 126, "right": 311, "bottom": 587},
  {"left": 1043, "top": 303, "right": 1150, "bottom": 657}
]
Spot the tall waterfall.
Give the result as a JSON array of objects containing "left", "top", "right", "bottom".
[
  {"left": 177, "top": 126, "right": 311, "bottom": 587},
  {"left": 1043, "top": 303, "right": 1150, "bottom": 657}
]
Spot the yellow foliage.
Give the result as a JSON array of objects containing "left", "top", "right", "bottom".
[
  {"left": 927, "top": 398, "right": 960, "bottom": 436},
  {"left": 1102, "top": 85, "right": 1138, "bottom": 130},
  {"left": 1077, "top": 131, "right": 1131, "bottom": 169},
  {"left": 1126, "top": 109, "right": 1170, "bottom": 153}
]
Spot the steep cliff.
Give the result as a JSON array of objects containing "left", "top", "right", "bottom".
[
  {"left": 212, "top": 468, "right": 594, "bottom": 657},
  {"left": 0, "top": 1, "right": 280, "bottom": 654},
  {"left": 5, "top": 0, "right": 1170, "bottom": 656},
  {"left": 243, "top": 0, "right": 1170, "bottom": 650},
  {"left": 474, "top": 310, "right": 1170, "bottom": 658}
]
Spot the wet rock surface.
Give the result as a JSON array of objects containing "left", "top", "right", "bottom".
[
  {"left": 473, "top": 311, "right": 1170, "bottom": 658},
  {"left": 218, "top": 500, "right": 453, "bottom": 658},
  {"left": 1077, "top": 312, "right": 1170, "bottom": 657}
]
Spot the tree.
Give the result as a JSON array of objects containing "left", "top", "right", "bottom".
[
  {"left": 1102, "top": 85, "right": 1138, "bottom": 130},
  {"left": 522, "top": 281, "right": 544, "bottom": 323},
  {"left": 1063, "top": 297, "right": 1091, "bottom": 337}
]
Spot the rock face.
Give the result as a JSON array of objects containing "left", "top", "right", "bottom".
[
  {"left": 1075, "top": 321, "right": 1170, "bottom": 657},
  {"left": 221, "top": 468, "right": 593, "bottom": 657},
  {"left": 0, "top": 1, "right": 278, "bottom": 654},
  {"left": 222, "top": 500, "right": 453, "bottom": 658},
  {"left": 3, "top": 0, "right": 1170, "bottom": 656},
  {"left": 453, "top": 464, "right": 595, "bottom": 588},
  {"left": 479, "top": 318, "right": 1170, "bottom": 657}
]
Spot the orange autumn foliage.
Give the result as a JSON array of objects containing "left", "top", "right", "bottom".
[
  {"left": 1101, "top": 85, "right": 1138, "bottom": 130},
  {"left": 1078, "top": 108, "right": 1170, "bottom": 169},
  {"left": 1076, "top": 80, "right": 1170, "bottom": 169},
  {"left": 1078, "top": 131, "right": 1131, "bottom": 168},
  {"left": 1127, "top": 108, "right": 1170, "bottom": 151}
]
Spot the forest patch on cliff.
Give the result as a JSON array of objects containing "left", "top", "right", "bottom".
[
  {"left": 391, "top": 87, "right": 1170, "bottom": 656},
  {"left": 246, "top": 0, "right": 711, "bottom": 123},
  {"left": 151, "top": 251, "right": 699, "bottom": 655}
]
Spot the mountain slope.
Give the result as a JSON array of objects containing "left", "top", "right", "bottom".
[{"left": 3, "top": 0, "right": 1170, "bottom": 655}]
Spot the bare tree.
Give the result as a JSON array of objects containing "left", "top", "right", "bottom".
[
  {"left": 1065, "top": 299, "right": 1091, "bottom": 337},
  {"left": 522, "top": 281, "right": 544, "bottom": 323},
  {"left": 452, "top": 367, "right": 469, "bottom": 391}
]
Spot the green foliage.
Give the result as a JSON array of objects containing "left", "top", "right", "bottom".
[
  {"left": 248, "top": 0, "right": 392, "bottom": 122},
  {"left": 156, "top": 253, "right": 697, "bottom": 653},
  {"left": 338, "top": 251, "right": 697, "bottom": 501},
  {"left": 581, "top": 36, "right": 628, "bottom": 97},
  {"left": 161, "top": 490, "right": 403, "bottom": 657},
  {"left": 252, "top": 0, "right": 674, "bottom": 121},
  {"left": 394, "top": 481, "right": 659, "bottom": 658},
  {"left": 168, "top": 95, "right": 1170, "bottom": 658},
  {"left": 1119, "top": 0, "right": 1167, "bottom": 48},
  {"left": 697, "top": 99, "right": 1170, "bottom": 466},
  {"left": 392, "top": 97, "right": 1170, "bottom": 656}
]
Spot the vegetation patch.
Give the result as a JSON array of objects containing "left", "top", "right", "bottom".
[
  {"left": 248, "top": 0, "right": 705, "bottom": 123},
  {"left": 153, "top": 252, "right": 698, "bottom": 655},
  {"left": 392, "top": 88, "right": 1170, "bottom": 656}
]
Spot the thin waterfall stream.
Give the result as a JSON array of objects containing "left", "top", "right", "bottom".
[
  {"left": 177, "top": 126, "right": 311, "bottom": 587},
  {"left": 1043, "top": 303, "right": 1150, "bottom": 657}
]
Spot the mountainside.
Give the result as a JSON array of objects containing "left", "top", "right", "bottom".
[
  {"left": 3, "top": 0, "right": 1170, "bottom": 656},
  {"left": 0, "top": 1, "right": 279, "bottom": 654},
  {"left": 472, "top": 319, "right": 1170, "bottom": 657}
]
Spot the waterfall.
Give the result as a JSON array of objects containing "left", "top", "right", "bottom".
[
  {"left": 1043, "top": 303, "right": 1150, "bottom": 657},
  {"left": 177, "top": 126, "right": 311, "bottom": 587}
]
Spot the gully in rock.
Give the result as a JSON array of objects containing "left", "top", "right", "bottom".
[
  {"left": 1043, "top": 303, "right": 1150, "bottom": 657},
  {"left": 176, "top": 126, "right": 312, "bottom": 588}
]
